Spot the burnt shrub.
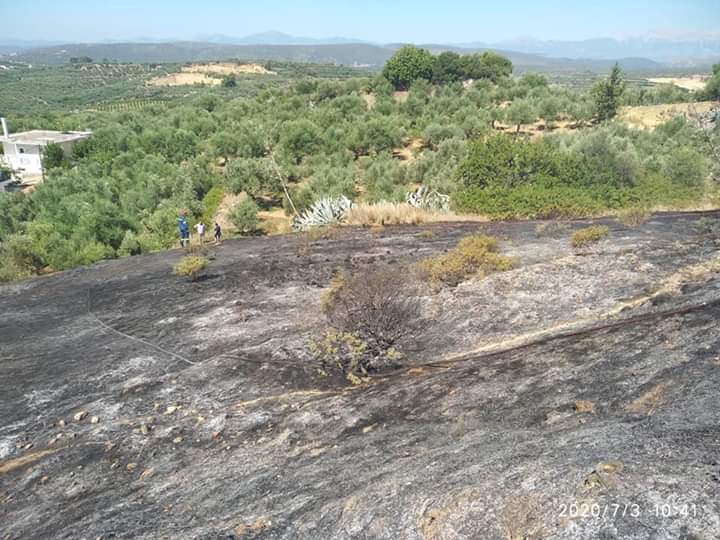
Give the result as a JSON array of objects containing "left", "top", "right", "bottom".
[{"left": 320, "top": 267, "right": 423, "bottom": 366}]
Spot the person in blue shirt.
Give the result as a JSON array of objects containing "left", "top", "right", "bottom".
[{"left": 177, "top": 212, "right": 190, "bottom": 248}]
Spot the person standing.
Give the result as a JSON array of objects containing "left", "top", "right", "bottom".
[
  {"left": 213, "top": 222, "right": 222, "bottom": 245},
  {"left": 194, "top": 221, "right": 206, "bottom": 245},
  {"left": 177, "top": 212, "right": 190, "bottom": 248}
]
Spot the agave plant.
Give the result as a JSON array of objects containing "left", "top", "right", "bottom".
[
  {"left": 292, "top": 196, "right": 353, "bottom": 231},
  {"left": 406, "top": 185, "right": 450, "bottom": 212}
]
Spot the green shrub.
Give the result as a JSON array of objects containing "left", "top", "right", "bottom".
[
  {"left": 173, "top": 256, "right": 208, "bottom": 280},
  {"left": 570, "top": 225, "right": 610, "bottom": 248},
  {"left": 452, "top": 184, "right": 606, "bottom": 219},
  {"left": 661, "top": 147, "right": 708, "bottom": 187},
  {"left": 420, "top": 234, "right": 514, "bottom": 286},
  {"left": 229, "top": 198, "right": 260, "bottom": 234}
]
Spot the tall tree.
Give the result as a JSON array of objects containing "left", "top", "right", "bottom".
[
  {"left": 382, "top": 45, "right": 435, "bottom": 90},
  {"left": 592, "top": 63, "right": 625, "bottom": 122},
  {"left": 41, "top": 143, "right": 67, "bottom": 174},
  {"left": 703, "top": 64, "right": 720, "bottom": 100}
]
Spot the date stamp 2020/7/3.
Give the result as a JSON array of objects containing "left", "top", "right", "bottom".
[{"left": 557, "top": 502, "right": 700, "bottom": 520}]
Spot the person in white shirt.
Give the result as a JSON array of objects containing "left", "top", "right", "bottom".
[{"left": 194, "top": 222, "right": 206, "bottom": 245}]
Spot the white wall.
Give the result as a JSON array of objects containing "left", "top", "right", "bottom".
[{"left": 1, "top": 142, "right": 43, "bottom": 175}]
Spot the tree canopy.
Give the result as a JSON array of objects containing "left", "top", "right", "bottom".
[
  {"left": 382, "top": 45, "right": 436, "bottom": 90},
  {"left": 383, "top": 47, "right": 514, "bottom": 89}
]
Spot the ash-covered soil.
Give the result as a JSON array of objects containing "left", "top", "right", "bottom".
[{"left": 1, "top": 213, "right": 720, "bottom": 540}]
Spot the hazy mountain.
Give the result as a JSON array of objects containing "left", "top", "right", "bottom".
[
  {"left": 2, "top": 33, "right": 718, "bottom": 66},
  {"left": 1, "top": 41, "right": 669, "bottom": 73},
  {"left": 196, "top": 31, "right": 369, "bottom": 46},
  {"left": 466, "top": 37, "right": 720, "bottom": 63},
  {"left": 0, "top": 38, "right": 66, "bottom": 51}
]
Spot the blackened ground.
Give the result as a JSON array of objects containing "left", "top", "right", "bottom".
[{"left": 1, "top": 212, "right": 720, "bottom": 539}]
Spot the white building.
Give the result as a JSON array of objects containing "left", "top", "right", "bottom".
[{"left": 0, "top": 118, "right": 92, "bottom": 177}]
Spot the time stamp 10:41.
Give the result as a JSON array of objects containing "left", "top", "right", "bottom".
[{"left": 558, "top": 502, "right": 700, "bottom": 520}]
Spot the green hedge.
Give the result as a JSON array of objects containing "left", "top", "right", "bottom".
[{"left": 452, "top": 174, "right": 703, "bottom": 220}]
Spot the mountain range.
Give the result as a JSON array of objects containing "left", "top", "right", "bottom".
[{"left": 1, "top": 31, "right": 718, "bottom": 71}]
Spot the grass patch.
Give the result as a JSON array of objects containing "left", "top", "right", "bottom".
[
  {"left": 616, "top": 208, "right": 650, "bottom": 227},
  {"left": 345, "top": 202, "right": 484, "bottom": 227},
  {"left": 420, "top": 234, "right": 514, "bottom": 286},
  {"left": 173, "top": 256, "right": 209, "bottom": 280},
  {"left": 570, "top": 226, "right": 610, "bottom": 248}
]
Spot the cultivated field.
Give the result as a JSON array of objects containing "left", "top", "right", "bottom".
[
  {"left": 646, "top": 75, "right": 709, "bottom": 91},
  {"left": 619, "top": 99, "right": 720, "bottom": 129},
  {"left": 147, "top": 62, "right": 275, "bottom": 86}
]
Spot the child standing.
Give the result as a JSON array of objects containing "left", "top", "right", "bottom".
[{"left": 213, "top": 222, "right": 222, "bottom": 245}]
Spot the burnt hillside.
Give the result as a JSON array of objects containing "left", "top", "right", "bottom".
[{"left": 1, "top": 213, "right": 720, "bottom": 539}]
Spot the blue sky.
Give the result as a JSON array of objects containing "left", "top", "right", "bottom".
[{"left": 2, "top": 0, "right": 719, "bottom": 43}]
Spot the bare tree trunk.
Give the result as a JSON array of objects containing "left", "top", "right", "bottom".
[{"left": 269, "top": 152, "right": 299, "bottom": 217}]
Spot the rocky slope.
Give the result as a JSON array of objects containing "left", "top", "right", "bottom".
[{"left": 1, "top": 212, "right": 719, "bottom": 539}]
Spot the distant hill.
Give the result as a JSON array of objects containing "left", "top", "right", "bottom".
[
  {"left": 482, "top": 37, "right": 720, "bottom": 64},
  {"left": 1, "top": 41, "right": 669, "bottom": 73},
  {"left": 1, "top": 42, "right": 389, "bottom": 68},
  {"left": 2, "top": 32, "right": 719, "bottom": 67}
]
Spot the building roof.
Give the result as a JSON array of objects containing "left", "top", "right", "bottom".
[{"left": 1, "top": 130, "right": 92, "bottom": 146}]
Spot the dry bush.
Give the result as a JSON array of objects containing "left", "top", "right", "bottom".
[
  {"left": 346, "top": 202, "right": 432, "bottom": 226},
  {"left": 173, "top": 256, "right": 208, "bottom": 280},
  {"left": 570, "top": 225, "right": 610, "bottom": 248},
  {"left": 617, "top": 208, "right": 650, "bottom": 227},
  {"left": 321, "top": 267, "right": 423, "bottom": 363},
  {"left": 345, "top": 202, "right": 484, "bottom": 227},
  {"left": 535, "top": 222, "right": 570, "bottom": 238},
  {"left": 420, "top": 234, "right": 514, "bottom": 286}
]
